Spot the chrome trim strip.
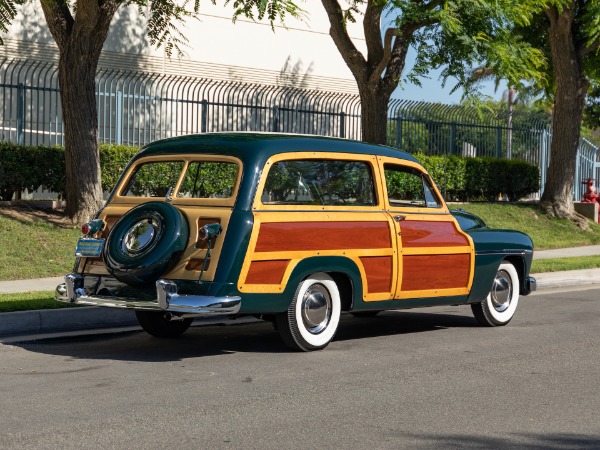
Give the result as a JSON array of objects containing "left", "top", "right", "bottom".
[
  {"left": 386, "top": 210, "right": 450, "bottom": 215},
  {"left": 56, "top": 275, "right": 241, "bottom": 316},
  {"left": 254, "top": 209, "right": 384, "bottom": 213},
  {"left": 254, "top": 209, "right": 451, "bottom": 215},
  {"left": 475, "top": 250, "right": 534, "bottom": 256}
]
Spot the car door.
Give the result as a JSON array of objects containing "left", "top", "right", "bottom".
[{"left": 378, "top": 157, "right": 474, "bottom": 300}]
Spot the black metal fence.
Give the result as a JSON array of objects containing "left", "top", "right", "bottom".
[
  {"left": 1, "top": 57, "right": 362, "bottom": 147},
  {"left": 1, "top": 58, "right": 599, "bottom": 199}
]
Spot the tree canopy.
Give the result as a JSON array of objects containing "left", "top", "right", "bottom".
[{"left": 320, "top": 0, "right": 546, "bottom": 144}]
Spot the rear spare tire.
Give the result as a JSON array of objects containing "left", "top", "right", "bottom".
[{"left": 103, "top": 201, "right": 189, "bottom": 286}]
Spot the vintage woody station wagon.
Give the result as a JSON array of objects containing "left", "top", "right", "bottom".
[{"left": 56, "top": 133, "right": 536, "bottom": 351}]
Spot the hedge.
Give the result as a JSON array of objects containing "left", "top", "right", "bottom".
[
  {"left": 0, "top": 143, "right": 65, "bottom": 201},
  {"left": 0, "top": 143, "right": 139, "bottom": 201},
  {"left": 0, "top": 143, "right": 539, "bottom": 202},
  {"left": 415, "top": 153, "right": 539, "bottom": 201}
]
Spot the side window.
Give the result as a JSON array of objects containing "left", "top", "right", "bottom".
[
  {"left": 262, "top": 159, "right": 376, "bottom": 206},
  {"left": 384, "top": 164, "right": 441, "bottom": 208}
]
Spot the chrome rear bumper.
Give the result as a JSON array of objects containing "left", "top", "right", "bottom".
[{"left": 55, "top": 274, "right": 241, "bottom": 316}]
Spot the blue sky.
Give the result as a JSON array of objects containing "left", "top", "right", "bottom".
[{"left": 392, "top": 47, "right": 509, "bottom": 104}]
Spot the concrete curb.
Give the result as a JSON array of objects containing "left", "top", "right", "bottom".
[
  {"left": 0, "top": 307, "right": 138, "bottom": 337},
  {"left": 532, "top": 268, "right": 600, "bottom": 289}
]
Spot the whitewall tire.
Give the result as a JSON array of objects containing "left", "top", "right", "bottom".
[
  {"left": 276, "top": 273, "right": 341, "bottom": 351},
  {"left": 471, "top": 262, "right": 520, "bottom": 326}
]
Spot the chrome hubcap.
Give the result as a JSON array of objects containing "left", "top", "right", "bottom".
[
  {"left": 301, "top": 283, "right": 331, "bottom": 334},
  {"left": 490, "top": 269, "right": 512, "bottom": 312},
  {"left": 122, "top": 219, "right": 159, "bottom": 255}
]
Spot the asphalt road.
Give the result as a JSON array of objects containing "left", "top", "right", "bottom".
[{"left": 1, "top": 287, "right": 599, "bottom": 449}]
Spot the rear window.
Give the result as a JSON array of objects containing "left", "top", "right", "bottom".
[
  {"left": 177, "top": 161, "right": 238, "bottom": 198},
  {"left": 121, "top": 161, "right": 184, "bottom": 197},
  {"left": 262, "top": 159, "right": 376, "bottom": 206},
  {"left": 121, "top": 160, "right": 238, "bottom": 199}
]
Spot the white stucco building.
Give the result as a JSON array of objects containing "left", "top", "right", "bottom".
[{"left": 3, "top": 2, "right": 363, "bottom": 94}]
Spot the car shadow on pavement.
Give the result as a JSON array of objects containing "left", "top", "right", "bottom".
[
  {"left": 9, "top": 309, "right": 480, "bottom": 362},
  {"left": 400, "top": 431, "right": 600, "bottom": 449}
]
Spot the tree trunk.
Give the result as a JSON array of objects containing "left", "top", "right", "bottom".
[
  {"left": 541, "top": 5, "right": 589, "bottom": 228},
  {"left": 320, "top": 0, "right": 403, "bottom": 146},
  {"left": 359, "top": 85, "right": 391, "bottom": 145},
  {"left": 59, "top": 42, "right": 104, "bottom": 224},
  {"left": 40, "top": 0, "right": 118, "bottom": 225}
]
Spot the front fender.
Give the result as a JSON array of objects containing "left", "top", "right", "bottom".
[{"left": 466, "top": 228, "right": 534, "bottom": 303}]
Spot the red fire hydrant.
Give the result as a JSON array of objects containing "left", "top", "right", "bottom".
[{"left": 581, "top": 178, "right": 600, "bottom": 222}]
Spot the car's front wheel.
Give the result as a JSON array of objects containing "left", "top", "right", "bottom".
[
  {"left": 135, "top": 311, "right": 193, "bottom": 338},
  {"left": 276, "top": 273, "right": 341, "bottom": 351},
  {"left": 471, "top": 261, "right": 520, "bottom": 326}
]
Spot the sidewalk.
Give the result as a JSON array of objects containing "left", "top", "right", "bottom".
[
  {"left": 0, "top": 276, "right": 64, "bottom": 294},
  {"left": 1, "top": 246, "right": 600, "bottom": 340},
  {"left": 533, "top": 245, "right": 600, "bottom": 260}
]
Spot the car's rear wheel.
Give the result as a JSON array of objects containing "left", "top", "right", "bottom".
[
  {"left": 135, "top": 311, "right": 193, "bottom": 338},
  {"left": 471, "top": 261, "right": 520, "bottom": 326},
  {"left": 276, "top": 273, "right": 341, "bottom": 351}
]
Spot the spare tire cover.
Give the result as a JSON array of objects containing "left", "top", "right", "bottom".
[{"left": 103, "top": 201, "right": 189, "bottom": 286}]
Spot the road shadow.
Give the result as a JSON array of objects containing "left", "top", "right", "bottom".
[
  {"left": 10, "top": 309, "right": 480, "bottom": 362},
  {"left": 399, "top": 431, "right": 600, "bottom": 449}
]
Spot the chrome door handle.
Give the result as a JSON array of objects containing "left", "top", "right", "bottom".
[{"left": 394, "top": 215, "right": 406, "bottom": 222}]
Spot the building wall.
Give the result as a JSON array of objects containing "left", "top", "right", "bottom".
[{"left": 2, "top": 2, "right": 364, "bottom": 94}]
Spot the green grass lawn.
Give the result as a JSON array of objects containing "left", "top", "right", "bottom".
[
  {"left": 0, "top": 291, "right": 80, "bottom": 313},
  {"left": 0, "top": 212, "right": 80, "bottom": 281},
  {"left": 530, "top": 255, "right": 600, "bottom": 273},
  {"left": 450, "top": 202, "right": 600, "bottom": 250}
]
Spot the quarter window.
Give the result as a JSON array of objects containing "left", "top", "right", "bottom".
[
  {"left": 263, "top": 160, "right": 376, "bottom": 206},
  {"left": 384, "top": 164, "right": 441, "bottom": 208}
]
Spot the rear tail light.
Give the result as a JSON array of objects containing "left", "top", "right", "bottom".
[{"left": 81, "top": 219, "right": 106, "bottom": 236}]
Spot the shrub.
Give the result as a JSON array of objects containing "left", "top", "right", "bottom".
[
  {"left": 0, "top": 143, "right": 65, "bottom": 200},
  {"left": 99, "top": 144, "right": 139, "bottom": 193},
  {"left": 0, "top": 143, "right": 140, "bottom": 200},
  {"left": 413, "top": 153, "right": 539, "bottom": 201}
]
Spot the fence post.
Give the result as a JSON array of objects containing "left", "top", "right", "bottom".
[
  {"left": 396, "top": 117, "right": 402, "bottom": 149},
  {"left": 450, "top": 122, "right": 457, "bottom": 155},
  {"left": 339, "top": 112, "right": 346, "bottom": 138},
  {"left": 116, "top": 91, "right": 123, "bottom": 145},
  {"left": 272, "top": 106, "right": 280, "bottom": 132},
  {"left": 574, "top": 146, "right": 580, "bottom": 197},
  {"left": 17, "top": 83, "right": 25, "bottom": 145},
  {"left": 496, "top": 126, "right": 502, "bottom": 158},
  {"left": 201, "top": 100, "right": 208, "bottom": 133}
]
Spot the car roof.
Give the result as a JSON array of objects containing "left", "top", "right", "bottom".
[{"left": 134, "top": 132, "right": 419, "bottom": 165}]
